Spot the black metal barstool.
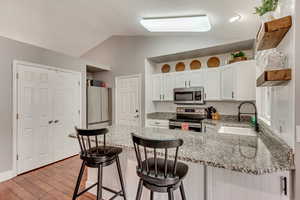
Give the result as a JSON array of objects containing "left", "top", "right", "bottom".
[
  {"left": 73, "top": 127, "right": 127, "bottom": 200},
  {"left": 131, "top": 133, "right": 188, "bottom": 200}
]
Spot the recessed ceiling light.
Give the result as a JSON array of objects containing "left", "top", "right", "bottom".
[
  {"left": 140, "top": 15, "right": 211, "bottom": 32},
  {"left": 229, "top": 14, "right": 242, "bottom": 23}
]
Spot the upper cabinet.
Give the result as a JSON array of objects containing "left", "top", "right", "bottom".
[
  {"left": 152, "top": 74, "right": 164, "bottom": 101},
  {"left": 152, "top": 73, "right": 175, "bottom": 101},
  {"left": 151, "top": 60, "right": 256, "bottom": 102},
  {"left": 221, "top": 60, "right": 256, "bottom": 101},
  {"left": 221, "top": 65, "right": 236, "bottom": 100},
  {"left": 205, "top": 69, "right": 221, "bottom": 100}
]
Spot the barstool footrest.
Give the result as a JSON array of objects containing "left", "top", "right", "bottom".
[
  {"left": 108, "top": 191, "right": 123, "bottom": 200},
  {"left": 102, "top": 186, "right": 124, "bottom": 196},
  {"left": 76, "top": 182, "right": 98, "bottom": 197}
]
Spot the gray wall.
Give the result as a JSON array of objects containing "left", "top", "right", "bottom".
[
  {"left": 0, "top": 36, "right": 87, "bottom": 173},
  {"left": 81, "top": 36, "right": 253, "bottom": 124}
]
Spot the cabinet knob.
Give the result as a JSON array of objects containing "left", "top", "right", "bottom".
[
  {"left": 54, "top": 120, "right": 59, "bottom": 123},
  {"left": 48, "top": 120, "right": 53, "bottom": 124}
]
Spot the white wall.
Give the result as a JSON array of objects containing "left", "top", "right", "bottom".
[
  {"left": 255, "top": 0, "right": 295, "bottom": 148},
  {"left": 0, "top": 35, "right": 88, "bottom": 174}
]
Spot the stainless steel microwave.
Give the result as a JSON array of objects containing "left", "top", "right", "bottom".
[{"left": 174, "top": 87, "right": 205, "bottom": 105}]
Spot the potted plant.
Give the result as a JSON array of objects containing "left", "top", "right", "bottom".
[
  {"left": 254, "top": 0, "right": 279, "bottom": 22},
  {"left": 229, "top": 51, "right": 247, "bottom": 64}
]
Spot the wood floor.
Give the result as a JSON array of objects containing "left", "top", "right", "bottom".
[{"left": 0, "top": 156, "right": 97, "bottom": 200}]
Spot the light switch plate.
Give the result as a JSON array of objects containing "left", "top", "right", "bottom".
[{"left": 296, "top": 126, "right": 300, "bottom": 143}]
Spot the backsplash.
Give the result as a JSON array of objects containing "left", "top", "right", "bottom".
[{"left": 153, "top": 101, "right": 255, "bottom": 116}]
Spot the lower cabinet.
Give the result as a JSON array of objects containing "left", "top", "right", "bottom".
[
  {"left": 146, "top": 119, "right": 169, "bottom": 129},
  {"left": 207, "top": 167, "right": 291, "bottom": 200}
]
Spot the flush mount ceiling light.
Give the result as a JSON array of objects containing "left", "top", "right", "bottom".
[
  {"left": 140, "top": 15, "right": 211, "bottom": 32},
  {"left": 229, "top": 14, "right": 242, "bottom": 23}
]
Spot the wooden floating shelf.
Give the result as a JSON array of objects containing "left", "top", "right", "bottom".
[
  {"left": 257, "top": 68, "right": 292, "bottom": 87},
  {"left": 256, "top": 16, "right": 292, "bottom": 51}
]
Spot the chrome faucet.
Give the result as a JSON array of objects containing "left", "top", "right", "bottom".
[{"left": 238, "top": 101, "right": 259, "bottom": 132}]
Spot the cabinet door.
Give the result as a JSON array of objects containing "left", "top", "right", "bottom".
[
  {"left": 189, "top": 71, "right": 205, "bottom": 87},
  {"left": 152, "top": 74, "right": 163, "bottom": 101},
  {"left": 174, "top": 72, "right": 188, "bottom": 88},
  {"left": 221, "top": 66, "right": 236, "bottom": 100},
  {"left": 163, "top": 73, "right": 175, "bottom": 101},
  {"left": 204, "top": 69, "right": 221, "bottom": 100}
]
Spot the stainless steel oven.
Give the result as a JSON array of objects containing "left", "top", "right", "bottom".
[{"left": 174, "top": 87, "right": 205, "bottom": 105}]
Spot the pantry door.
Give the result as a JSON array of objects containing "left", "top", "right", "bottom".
[
  {"left": 16, "top": 62, "right": 81, "bottom": 174},
  {"left": 17, "top": 64, "right": 54, "bottom": 174},
  {"left": 52, "top": 71, "right": 81, "bottom": 161},
  {"left": 115, "top": 74, "right": 141, "bottom": 126}
]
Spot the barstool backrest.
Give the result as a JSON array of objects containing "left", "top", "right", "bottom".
[
  {"left": 75, "top": 127, "right": 108, "bottom": 155},
  {"left": 131, "top": 133, "right": 183, "bottom": 178}
]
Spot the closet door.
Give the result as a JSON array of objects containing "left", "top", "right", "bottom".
[
  {"left": 17, "top": 65, "right": 54, "bottom": 174},
  {"left": 52, "top": 71, "right": 81, "bottom": 161}
]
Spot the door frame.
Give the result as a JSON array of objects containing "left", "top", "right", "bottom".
[
  {"left": 115, "top": 74, "right": 142, "bottom": 127},
  {"left": 12, "top": 60, "right": 83, "bottom": 175}
]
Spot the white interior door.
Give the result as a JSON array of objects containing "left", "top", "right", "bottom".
[
  {"left": 17, "top": 63, "right": 81, "bottom": 174},
  {"left": 53, "top": 71, "right": 81, "bottom": 161},
  {"left": 17, "top": 65, "right": 54, "bottom": 174},
  {"left": 116, "top": 75, "right": 141, "bottom": 126}
]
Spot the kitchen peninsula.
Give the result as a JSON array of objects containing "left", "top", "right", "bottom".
[{"left": 70, "top": 118, "right": 294, "bottom": 200}]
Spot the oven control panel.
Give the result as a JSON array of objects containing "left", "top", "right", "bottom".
[{"left": 176, "top": 107, "right": 205, "bottom": 115}]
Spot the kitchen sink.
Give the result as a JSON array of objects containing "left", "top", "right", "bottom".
[{"left": 218, "top": 126, "right": 257, "bottom": 137}]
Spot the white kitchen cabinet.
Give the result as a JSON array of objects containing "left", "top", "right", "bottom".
[
  {"left": 234, "top": 60, "right": 256, "bottom": 101},
  {"left": 174, "top": 72, "right": 189, "bottom": 88},
  {"left": 208, "top": 167, "right": 291, "bottom": 200},
  {"left": 152, "top": 73, "right": 175, "bottom": 101},
  {"left": 220, "top": 60, "right": 256, "bottom": 101},
  {"left": 146, "top": 119, "right": 169, "bottom": 129},
  {"left": 152, "top": 60, "right": 255, "bottom": 102},
  {"left": 189, "top": 71, "right": 205, "bottom": 87},
  {"left": 204, "top": 69, "right": 221, "bottom": 100},
  {"left": 152, "top": 74, "right": 164, "bottom": 101},
  {"left": 164, "top": 73, "right": 176, "bottom": 101},
  {"left": 221, "top": 65, "right": 236, "bottom": 100}
]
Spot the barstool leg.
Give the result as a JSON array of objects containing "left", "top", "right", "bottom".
[
  {"left": 136, "top": 179, "right": 143, "bottom": 200},
  {"left": 179, "top": 182, "right": 187, "bottom": 200},
  {"left": 168, "top": 188, "right": 174, "bottom": 200},
  {"left": 150, "top": 191, "right": 154, "bottom": 200},
  {"left": 116, "top": 156, "right": 127, "bottom": 200},
  {"left": 72, "top": 161, "right": 86, "bottom": 200},
  {"left": 96, "top": 164, "right": 103, "bottom": 200}
]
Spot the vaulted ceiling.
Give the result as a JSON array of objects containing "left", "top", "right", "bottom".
[{"left": 0, "top": 0, "right": 260, "bottom": 57}]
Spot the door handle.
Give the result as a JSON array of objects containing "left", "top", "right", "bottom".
[
  {"left": 54, "top": 120, "right": 59, "bottom": 123},
  {"left": 189, "top": 81, "right": 191, "bottom": 87},
  {"left": 48, "top": 120, "right": 53, "bottom": 124}
]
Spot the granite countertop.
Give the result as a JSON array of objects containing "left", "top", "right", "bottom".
[{"left": 70, "top": 120, "right": 294, "bottom": 175}]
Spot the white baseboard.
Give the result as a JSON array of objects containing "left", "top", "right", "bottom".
[{"left": 0, "top": 170, "right": 15, "bottom": 183}]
